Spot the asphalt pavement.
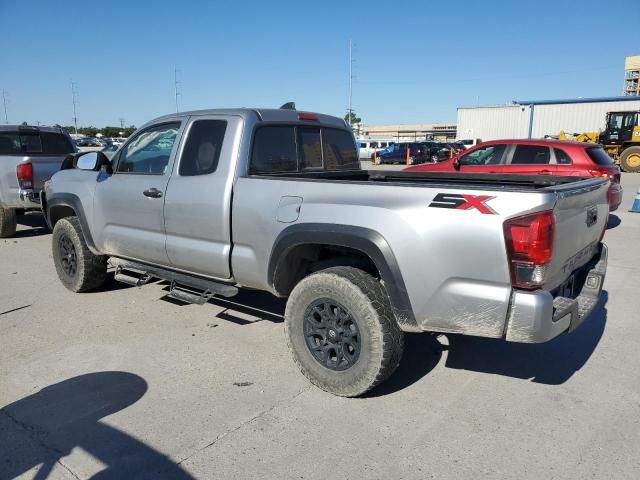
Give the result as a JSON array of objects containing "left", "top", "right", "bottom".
[{"left": 1, "top": 172, "right": 639, "bottom": 480}]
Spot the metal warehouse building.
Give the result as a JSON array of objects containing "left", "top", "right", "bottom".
[{"left": 457, "top": 96, "right": 640, "bottom": 141}]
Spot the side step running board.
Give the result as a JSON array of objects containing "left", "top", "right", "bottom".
[
  {"left": 114, "top": 266, "right": 152, "bottom": 287},
  {"left": 169, "top": 281, "right": 214, "bottom": 305},
  {"left": 110, "top": 258, "right": 238, "bottom": 303}
]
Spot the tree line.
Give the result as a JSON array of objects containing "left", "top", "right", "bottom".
[{"left": 61, "top": 125, "right": 137, "bottom": 137}]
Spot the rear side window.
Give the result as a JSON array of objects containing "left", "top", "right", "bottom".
[
  {"left": 586, "top": 147, "right": 614, "bottom": 165},
  {"left": 298, "top": 127, "right": 323, "bottom": 169},
  {"left": 250, "top": 125, "right": 358, "bottom": 173},
  {"left": 554, "top": 148, "right": 572, "bottom": 165},
  {"left": 0, "top": 131, "right": 73, "bottom": 155},
  {"left": 179, "top": 120, "right": 227, "bottom": 176},
  {"left": 322, "top": 128, "right": 359, "bottom": 170},
  {"left": 251, "top": 126, "right": 298, "bottom": 173},
  {"left": 511, "top": 145, "right": 551, "bottom": 165},
  {"left": 0, "top": 133, "right": 20, "bottom": 154},
  {"left": 40, "top": 132, "right": 74, "bottom": 154}
]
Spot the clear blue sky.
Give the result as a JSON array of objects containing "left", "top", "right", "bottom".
[{"left": 1, "top": 0, "right": 638, "bottom": 128}]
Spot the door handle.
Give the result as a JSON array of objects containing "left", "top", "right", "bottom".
[
  {"left": 539, "top": 170, "right": 552, "bottom": 175},
  {"left": 143, "top": 188, "right": 163, "bottom": 198}
]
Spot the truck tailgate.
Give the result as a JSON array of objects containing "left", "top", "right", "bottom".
[
  {"left": 26, "top": 155, "right": 67, "bottom": 191},
  {"left": 544, "top": 178, "right": 609, "bottom": 291}
]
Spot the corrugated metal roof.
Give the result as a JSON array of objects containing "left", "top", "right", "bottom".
[{"left": 512, "top": 96, "right": 640, "bottom": 106}]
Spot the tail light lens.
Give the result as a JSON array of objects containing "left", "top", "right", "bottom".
[
  {"left": 587, "top": 168, "right": 618, "bottom": 182},
  {"left": 16, "top": 162, "right": 34, "bottom": 189},
  {"left": 504, "top": 211, "right": 555, "bottom": 289}
]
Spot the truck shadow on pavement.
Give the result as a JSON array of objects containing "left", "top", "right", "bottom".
[
  {"left": 159, "top": 284, "right": 286, "bottom": 324},
  {"left": 370, "top": 291, "right": 608, "bottom": 395},
  {"left": 12, "top": 213, "right": 50, "bottom": 238},
  {"left": 443, "top": 290, "right": 608, "bottom": 385},
  {"left": 0, "top": 372, "right": 193, "bottom": 480}
]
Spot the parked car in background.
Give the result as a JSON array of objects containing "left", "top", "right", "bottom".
[
  {"left": 456, "top": 138, "right": 482, "bottom": 150},
  {"left": 418, "top": 141, "right": 443, "bottom": 163},
  {"left": 357, "top": 139, "right": 395, "bottom": 159},
  {"left": 76, "top": 137, "right": 106, "bottom": 147},
  {"left": 101, "top": 143, "right": 120, "bottom": 159},
  {"left": 0, "top": 124, "right": 76, "bottom": 237},
  {"left": 405, "top": 139, "right": 623, "bottom": 211},
  {"left": 376, "top": 142, "right": 430, "bottom": 164}
]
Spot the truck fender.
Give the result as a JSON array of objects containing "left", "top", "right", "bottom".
[
  {"left": 268, "top": 223, "right": 419, "bottom": 331},
  {"left": 46, "top": 193, "right": 100, "bottom": 255}
]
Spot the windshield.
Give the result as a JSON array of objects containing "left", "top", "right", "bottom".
[{"left": 607, "top": 113, "right": 624, "bottom": 130}]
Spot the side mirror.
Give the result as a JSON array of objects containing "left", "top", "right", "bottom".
[
  {"left": 74, "top": 151, "right": 112, "bottom": 173},
  {"left": 452, "top": 156, "right": 461, "bottom": 170}
]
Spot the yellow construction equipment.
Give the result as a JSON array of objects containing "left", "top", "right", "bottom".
[{"left": 556, "top": 110, "right": 640, "bottom": 172}]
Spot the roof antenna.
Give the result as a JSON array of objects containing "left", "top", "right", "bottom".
[{"left": 280, "top": 102, "right": 296, "bottom": 110}]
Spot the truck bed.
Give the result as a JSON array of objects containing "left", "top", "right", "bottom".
[{"left": 251, "top": 169, "right": 600, "bottom": 192}]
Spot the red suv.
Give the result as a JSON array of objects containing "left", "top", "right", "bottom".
[{"left": 405, "top": 139, "right": 623, "bottom": 211}]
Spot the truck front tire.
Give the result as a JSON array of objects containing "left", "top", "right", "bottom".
[
  {"left": 285, "top": 266, "right": 404, "bottom": 397},
  {"left": 52, "top": 217, "right": 107, "bottom": 292},
  {"left": 620, "top": 146, "right": 640, "bottom": 173},
  {"left": 0, "top": 206, "right": 17, "bottom": 238}
]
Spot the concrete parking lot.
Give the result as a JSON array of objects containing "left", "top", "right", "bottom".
[{"left": 1, "top": 173, "right": 639, "bottom": 480}]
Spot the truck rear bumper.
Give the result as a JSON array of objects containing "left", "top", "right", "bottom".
[
  {"left": 505, "top": 243, "right": 607, "bottom": 343},
  {"left": 17, "top": 189, "right": 42, "bottom": 208}
]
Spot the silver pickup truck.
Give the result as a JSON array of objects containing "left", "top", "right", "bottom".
[
  {"left": 0, "top": 125, "right": 76, "bottom": 237},
  {"left": 43, "top": 107, "right": 609, "bottom": 396}
]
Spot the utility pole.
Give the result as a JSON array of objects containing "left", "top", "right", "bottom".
[
  {"left": 119, "top": 117, "right": 125, "bottom": 129},
  {"left": 348, "top": 39, "right": 353, "bottom": 126},
  {"left": 2, "top": 90, "right": 8, "bottom": 124},
  {"left": 70, "top": 81, "right": 79, "bottom": 134},
  {"left": 174, "top": 67, "right": 180, "bottom": 114}
]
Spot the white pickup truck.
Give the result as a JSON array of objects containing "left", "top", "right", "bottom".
[
  {"left": 0, "top": 125, "right": 76, "bottom": 237},
  {"left": 43, "top": 106, "right": 609, "bottom": 396}
]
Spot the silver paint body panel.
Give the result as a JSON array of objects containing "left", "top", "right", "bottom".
[{"left": 45, "top": 108, "right": 609, "bottom": 341}]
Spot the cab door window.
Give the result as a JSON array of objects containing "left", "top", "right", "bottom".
[
  {"left": 459, "top": 144, "right": 506, "bottom": 166},
  {"left": 179, "top": 120, "right": 227, "bottom": 176},
  {"left": 116, "top": 122, "right": 180, "bottom": 174}
]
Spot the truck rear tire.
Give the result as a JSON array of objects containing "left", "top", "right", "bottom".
[
  {"left": 285, "top": 266, "right": 404, "bottom": 397},
  {"left": 0, "top": 206, "right": 17, "bottom": 238},
  {"left": 620, "top": 146, "right": 640, "bottom": 173},
  {"left": 52, "top": 217, "right": 107, "bottom": 292}
]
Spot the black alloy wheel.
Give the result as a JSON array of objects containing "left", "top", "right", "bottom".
[
  {"left": 303, "top": 299, "right": 361, "bottom": 371},
  {"left": 58, "top": 234, "right": 78, "bottom": 277}
]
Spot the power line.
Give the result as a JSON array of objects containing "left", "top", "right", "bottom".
[
  {"left": 1, "top": 90, "right": 7, "bottom": 124},
  {"left": 70, "top": 81, "right": 79, "bottom": 134},
  {"left": 174, "top": 67, "right": 181, "bottom": 114},
  {"left": 348, "top": 39, "right": 353, "bottom": 125}
]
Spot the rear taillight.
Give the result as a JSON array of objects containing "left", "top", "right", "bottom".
[
  {"left": 587, "top": 169, "right": 616, "bottom": 181},
  {"left": 16, "top": 162, "right": 34, "bottom": 189},
  {"left": 504, "top": 211, "right": 555, "bottom": 289}
]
